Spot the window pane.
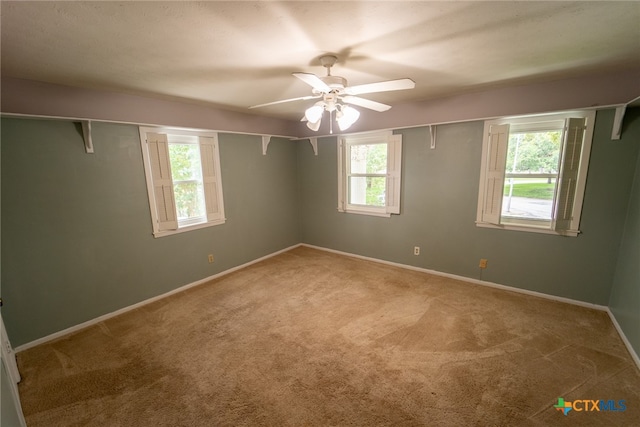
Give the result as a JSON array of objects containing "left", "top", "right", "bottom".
[
  {"left": 169, "top": 142, "right": 206, "bottom": 223},
  {"left": 350, "top": 143, "right": 387, "bottom": 174},
  {"left": 349, "top": 176, "right": 386, "bottom": 206},
  {"left": 502, "top": 129, "right": 562, "bottom": 222},
  {"left": 506, "top": 130, "right": 562, "bottom": 174},
  {"left": 173, "top": 181, "right": 206, "bottom": 221},
  {"left": 169, "top": 143, "right": 203, "bottom": 181},
  {"left": 502, "top": 177, "right": 556, "bottom": 220}
]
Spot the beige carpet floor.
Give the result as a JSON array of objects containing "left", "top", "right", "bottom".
[{"left": 17, "top": 246, "right": 640, "bottom": 426}]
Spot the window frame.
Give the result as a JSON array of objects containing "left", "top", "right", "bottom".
[
  {"left": 476, "top": 110, "right": 595, "bottom": 237},
  {"left": 139, "top": 126, "right": 226, "bottom": 238},
  {"left": 338, "top": 131, "right": 402, "bottom": 217}
]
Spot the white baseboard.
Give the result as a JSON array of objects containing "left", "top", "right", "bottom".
[
  {"left": 15, "top": 244, "right": 302, "bottom": 353},
  {"left": 15, "top": 241, "right": 640, "bottom": 373},
  {"left": 303, "top": 244, "right": 607, "bottom": 310},
  {"left": 302, "top": 243, "right": 640, "bottom": 370},
  {"left": 605, "top": 307, "right": 640, "bottom": 371}
]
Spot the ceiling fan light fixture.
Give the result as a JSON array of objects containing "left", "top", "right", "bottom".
[
  {"left": 250, "top": 56, "right": 415, "bottom": 128},
  {"left": 305, "top": 102, "right": 325, "bottom": 124},
  {"left": 306, "top": 117, "right": 322, "bottom": 131},
  {"left": 337, "top": 105, "right": 360, "bottom": 131}
]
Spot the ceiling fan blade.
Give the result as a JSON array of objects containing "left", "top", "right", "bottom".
[
  {"left": 345, "top": 78, "right": 415, "bottom": 95},
  {"left": 293, "top": 72, "right": 332, "bottom": 93},
  {"left": 249, "top": 95, "right": 320, "bottom": 109},
  {"left": 341, "top": 96, "right": 391, "bottom": 112}
]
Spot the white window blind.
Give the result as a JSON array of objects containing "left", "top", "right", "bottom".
[
  {"left": 199, "top": 136, "right": 224, "bottom": 222},
  {"left": 482, "top": 124, "right": 509, "bottom": 225},
  {"left": 146, "top": 132, "right": 178, "bottom": 232},
  {"left": 554, "top": 117, "right": 586, "bottom": 232}
]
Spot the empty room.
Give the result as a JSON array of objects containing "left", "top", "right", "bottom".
[{"left": 1, "top": 1, "right": 640, "bottom": 426}]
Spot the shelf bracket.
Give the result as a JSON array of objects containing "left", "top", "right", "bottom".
[
  {"left": 262, "top": 135, "right": 271, "bottom": 155},
  {"left": 611, "top": 105, "right": 626, "bottom": 140},
  {"left": 82, "top": 120, "right": 94, "bottom": 153},
  {"left": 308, "top": 137, "right": 318, "bottom": 156},
  {"left": 429, "top": 125, "right": 437, "bottom": 149}
]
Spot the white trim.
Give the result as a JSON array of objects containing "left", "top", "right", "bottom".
[
  {"left": 81, "top": 120, "right": 94, "bottom": 153},
  {"left": 152, "top": 217, "right": 227, "bottom": 238},
  {"left": 308, "top": 137, "right": 318, "bottom": 156},
  {"left": 341, "top": 209, "right": 391, "bottom": 218},
  {"left": 476, "top": 110, "right": 595, "bottom": 236},
  {"left": 0, "top": 112, "right": 298, "bottom": 140},
  {"left": 1, "top": 315, "right": 27, "bottom": 426},
  {"left": 15, "top": 242, "right": 639, "bottom": 372},
  {"left": 0, "top": 315, "right": 21, "bottom": 384},
  {"left": 261, "top": 135, "right": 271, "bottom": 155},
  {"left": 475, "top": 221, "right": 580, "bottom": 237},
  {"left": 0, "top": 362, "right": 27, "bottom": 427},
  {"left": 429, "top": 125, "right": 436, "bottom": 149},
  {"left": 611, "top": 105, "right": 626, "bottom": 140},
  {"left": 302, "top": 243, "right": 606, "bottom": 309},
  {"left": 291, "top": 102, "right": 630, "bottom": 140},
  {"left": 15, "top": 244, "right": 302, "bottom": 353},
  {"left": 605, "top": 308, "right": 640, "bottom": 371},
  {"left": 139, "top": 126, "right": 226, "bottom": 238},
  {"left": 338, "top": 131, "right": 402, "bottom": 216},
  {"left": 0, "top": 99, "right": 628, "bottom": 142}
]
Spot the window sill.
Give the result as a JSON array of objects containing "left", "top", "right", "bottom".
[
  {"left": 475, "top": 221, "right": 579, "bottom": 237},
  {"left": 153, "top": 218, "right": 226, "bottom": 238},
  {"left": 338, "top": 208, "right": 392, "bottom": 218}
]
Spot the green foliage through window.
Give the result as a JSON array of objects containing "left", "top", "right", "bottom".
[
  {"left": 506, "top": 131, "right": 561, "bottom": 173},
  {"left": 169, "top": 143, "right": 205, "bottom": 221},
  {"left": 348, "top": 143, "right": 387, "bottom": 206}
]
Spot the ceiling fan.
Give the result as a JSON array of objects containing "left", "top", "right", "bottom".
[{"left": 249, "top": 55, "right": 415, "bottom": 132}]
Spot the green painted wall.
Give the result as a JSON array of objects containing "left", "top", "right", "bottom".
[
  {"left": 610, "top": 108, "right": 640, "bottom": 356},
  {"left": 298, "top": 109, "right": 639, "bottom": 305},
  {"left": 1, "top": 118, "right": 299, "bottom": 347},
  {"left": 2, "top": 108, "right": 638, "bottom": 349}
]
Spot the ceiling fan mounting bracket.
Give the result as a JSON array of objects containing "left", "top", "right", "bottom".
[{"left": 319, "top": 55, "right": 338, "bottom": 72}]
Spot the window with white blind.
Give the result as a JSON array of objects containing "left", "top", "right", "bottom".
[
  {"left": 476, "top": 110, "right": 595, "bottom": 236},
  {"left": 338, "top": 131, "right": 402, "bottom": 217},
  {"left": 139, "top": 127, "right": 225, "bottom": 237}
]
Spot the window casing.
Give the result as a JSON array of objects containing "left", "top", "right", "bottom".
[
  {"left": 476, "top": 111, "right": 595, "bottom": 236},
  {"left": 139, "top": 127, "right": 225, "bottom": 237},
  {"left": 338, "top": 131, "right": 402, "bottom": 217}
]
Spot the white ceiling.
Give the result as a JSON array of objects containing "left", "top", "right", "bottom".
[{"left": 2, "top": 1, "right": 639, "bottom": 121}]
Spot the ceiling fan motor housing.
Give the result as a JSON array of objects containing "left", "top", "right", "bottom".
[{"left": 318, "top": 75, "right": 347, "bottom": 93}]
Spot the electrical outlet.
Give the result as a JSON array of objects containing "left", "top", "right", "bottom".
[
  {"left": 208, "top": 254, "right": 214, "bottom": 263},
  {"left": 414, "top": 246, "right": 420, "bottom": 256},
  {"left": 479, "top": 259, "right": 488, "bottom": 269}
]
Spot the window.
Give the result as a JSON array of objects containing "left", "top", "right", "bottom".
[
  {"left": 139, "top": 127, "right": 225, "bottom": 237},
  {"left": 476, "top": 110, "right": 595, "bottom": 236},
  {"left": 338, "top": 131, "right": 402, "bottom": 217}
]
